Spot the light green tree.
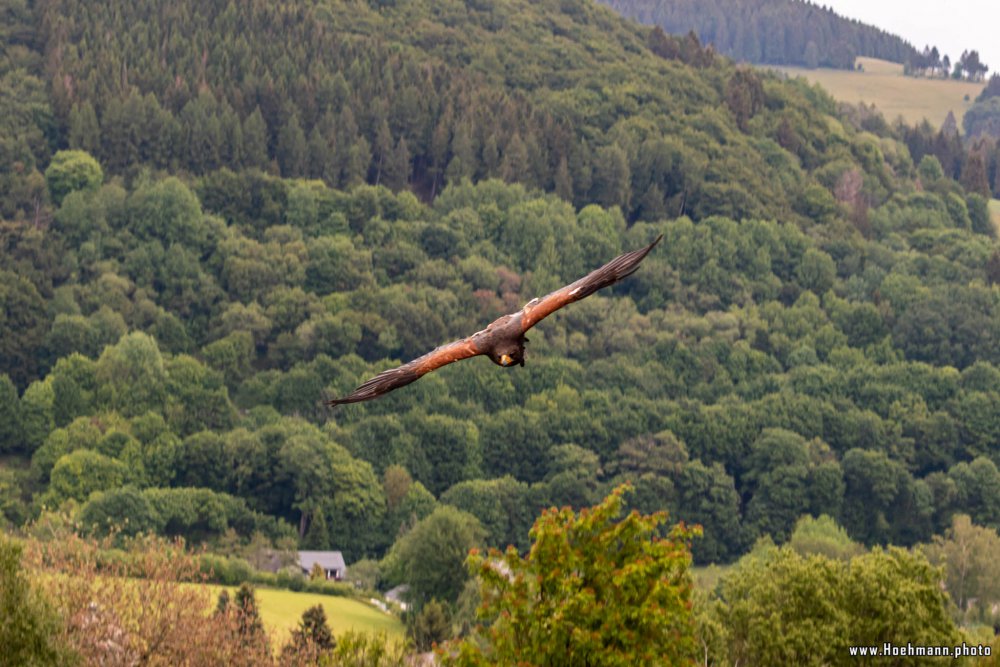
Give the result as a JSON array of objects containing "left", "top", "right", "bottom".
[
  {"left": 447, "top": 485, "right": 698, "bottom": 666},
  {"left": 383, "top": 505, "right": 484, "bottom": 608},
  {"left": 718, "top": 544, "right": 959, "bottom": 666},
  {"left": 45, "top": 149, "right": 103, "bottom": 205},
  {"left": 924, "top": 513, "right": 1000, "bottom": 612},
  {"left": 95, "top": 332, "right": 167, "bottom": 417},
  {"left": 45, "top": 449, "right": 127, "bottom": 505}
]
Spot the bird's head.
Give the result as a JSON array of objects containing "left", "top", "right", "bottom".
[{"left": 492, "top": 341, "right": 526, "bottom": 368}]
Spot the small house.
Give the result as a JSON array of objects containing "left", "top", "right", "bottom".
[{"left": 297, "top": 551, "right": 346, "bottom": 581}]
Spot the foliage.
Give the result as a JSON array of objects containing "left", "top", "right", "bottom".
[
  {"left": 785, "top": 514, "right": 865, "bottom": 561},
  {"left": 21, "top": 0, "right": 904, "bottom": 226},
  {"left": 446, "top": 485, "right": 698, "bottom": 666},
  {"left": 712, "top": 542, "right": 960, "bottom": 665},
  {"left": 21, "top": 533, "right": 276, "bottom": 665},
  {"left": 1, "top": 0, "right": 999, "bottom": 580},
  {"left": 321, "top": 630, "right": 411, "bottom": 667},
  {"left": 281, "top": 604, "right": 336, "bottom": 665},
  {"left": 408, "top": 598, "right": 451, "bottom": 652},
  {"left": 924, "top": 514, "right": 1000, "bottom": 615},
  {"left": 382, "top": 505, "right": 485, "bottom": 608},
  {"left": 44, "top": 150, "right": 103, "bottom": 206},
  {"left": 963, "top": 98, "right": 1000, "bottom": 140},
  {"left": 0, "top": 535, "right": 76, "bottom": 667},
  {"left": 603, "top": 0, "right": 917, "bottom": 69},
  {"left": 77, "top": 485, "right": 293, "bottom": 544}
]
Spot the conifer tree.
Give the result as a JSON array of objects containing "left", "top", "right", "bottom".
[
  {"left": 384, "top": 137, "right": 411, "bottom": 191},
  {"left": 215, "top": 589, "right": 231, "bottom": 615},
  {"left": 374, "top": 118, "right": 394, "bottom": 186},
  {"left": 960, "top": 152, "right": 991, "bottom": 197},
  {"left": 278, "top": 111, "right": 308, "bottom": 178},
  {"left": 233, "top": 582, "right": 266, "bottom": 643},
  {"left": 500, "top": 133, "right": 528, "bottom": 184},
  {"left": 242, "top": 107, "right": 270, "bottom": 170},
  {"left": 303, "top": 507, "right": 331, "bottom": 549},
  {"left": 410, "top": 598, "right": 451, "bottom": 651},
  {"left": 445, "top": 121, "right": 475, "bottom": 184},
  {"left": 294, "top": 604, "right": 335, "bottom": 650},
  {"left": 68, "top": 101, "right": 101, "bottom": 155},
  {"left": 0, "top": 375, "right": 20, "bottom": 454},
  {"left": 554, "top": 155, "right": 573, "bottom": 201}
]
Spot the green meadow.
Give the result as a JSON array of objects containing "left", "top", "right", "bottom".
[
  {"left": 769, "top": 57, "right": 985, "bottom": 128},
  {"left": 210, "top": 586, "right": 405, "bottom": 646}
]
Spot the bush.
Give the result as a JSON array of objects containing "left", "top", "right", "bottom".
[
  {"left": 200, "top": 553, "right": 255, "bottom": 585},
  {"left": 303, "top": 579, "right": 354, "bottom": 597},
  {"left": 22, "top": 533, "right": 273, "bottom": 665},
  {"left": 0, "top": 535, "right": 76, "bottom": 666},
  {"left": 276, "top": 565, "right": 306, "bottom": 591}
]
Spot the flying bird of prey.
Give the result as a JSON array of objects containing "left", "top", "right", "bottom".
[{"left": 327, "top": 235, "right": 662, "bottom": 406}]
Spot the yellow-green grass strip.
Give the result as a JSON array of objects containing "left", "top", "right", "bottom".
[
  {"left": 766, "top": 57, "right": 985, "bottom": 129},
  {"left": 206, "top": 585, "right": 405, "bottom": 647}
]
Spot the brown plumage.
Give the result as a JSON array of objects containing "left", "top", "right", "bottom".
[{"left": 326, "top": 235, "right": 662, "bottom": 406}]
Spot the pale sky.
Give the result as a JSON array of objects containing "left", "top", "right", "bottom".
[{"left": 822, "top": 0, "right": 1000, "bottom": 76}]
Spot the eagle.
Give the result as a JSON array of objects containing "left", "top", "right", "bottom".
[{"left": 327, "top": 235, "right": 662, "bottom": 406}]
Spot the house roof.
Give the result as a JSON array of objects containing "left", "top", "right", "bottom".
[{"left": 298, "top": 551, "right": 346, "bottom": 572}]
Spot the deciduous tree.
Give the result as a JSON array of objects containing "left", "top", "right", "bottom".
[{"left": 447, "top": 485, "right": 698, "bottom": 666}]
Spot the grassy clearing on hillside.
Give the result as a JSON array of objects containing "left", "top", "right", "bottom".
[
  {"left": 990, "top": 200, "right": 1000, "bottom": 236},
  {"left": 768, "top": 57, "right": 984, "bottom": 129},
  {"left": 209, "top": 585, "right": 405, "bottom": 646}
]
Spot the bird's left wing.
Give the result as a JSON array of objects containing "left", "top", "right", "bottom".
[
  {"left": 326, "top": 336, "right": 482, "bottom": 406},
  {"left": 518, "top": 235, "right": 662, "bottom": 333}
]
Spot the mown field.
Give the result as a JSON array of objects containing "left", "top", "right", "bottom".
[
  {"left": 990, "top": 199, "right": 1000, "bottom": 234},
  {"left": 768, "top": 57, "right": 985, "bottom": 128},
  {"left": 209, "top": 586, "right": 405, "bottom": 646}
]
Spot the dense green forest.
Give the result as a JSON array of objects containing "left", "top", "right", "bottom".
[
  {"left": 598, "top": 0, "right": 917, "bottom": 69},
  {"left": 965, "top": 74, "right": 1000, "bottom": 141},
  {"left": 5, "top": 0, "right": 1000, "bottom": 645}
]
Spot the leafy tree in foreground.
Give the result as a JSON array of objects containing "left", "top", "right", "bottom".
[
  {"left": 716, "top": 543, "right": 959, "bottom": 666},
  {"left": 24, "top": 533, "right": 273, "bottom": 665},
  {"left": 0, "top": 535, "right": 75, "bottom": 666},
  {"left": 446, "top": 484, "right": 698, "bottom": 666},
  {"left": 327, "top": 630, "right": 411, "bottom": 667}
]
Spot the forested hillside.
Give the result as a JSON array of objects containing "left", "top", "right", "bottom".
[
  {"left": 2, "top": 0, "right": 1000, "bottom": 583},
  {"left": 600, "top": 0, "right": 917, "bottom": 69}
]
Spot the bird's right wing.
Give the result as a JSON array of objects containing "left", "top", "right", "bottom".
[
  {"left": 326, "top": 336, "right": 482, "bottom": 406},
  {"left": 518, "top": 235, "right": 662, "bottom": 333}
]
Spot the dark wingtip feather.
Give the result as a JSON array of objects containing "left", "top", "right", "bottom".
[{"left": 325, "top": 365, "right": 422, "bottom": 406}]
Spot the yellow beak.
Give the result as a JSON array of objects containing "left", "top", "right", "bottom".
[{"left": 500, "top": 354, "right": 513, "bottom": 366}]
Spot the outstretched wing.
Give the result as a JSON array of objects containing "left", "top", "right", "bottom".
[
  {"left": 326, "top": 337, "right": 482, "bottom": 406},
  {"left": 518, "top": 235, "right": 662, "bottom": 332}
]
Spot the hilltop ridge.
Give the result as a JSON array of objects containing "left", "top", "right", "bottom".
[{"left": 600, "top": 0, "right": 917, "bottom": 69}]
